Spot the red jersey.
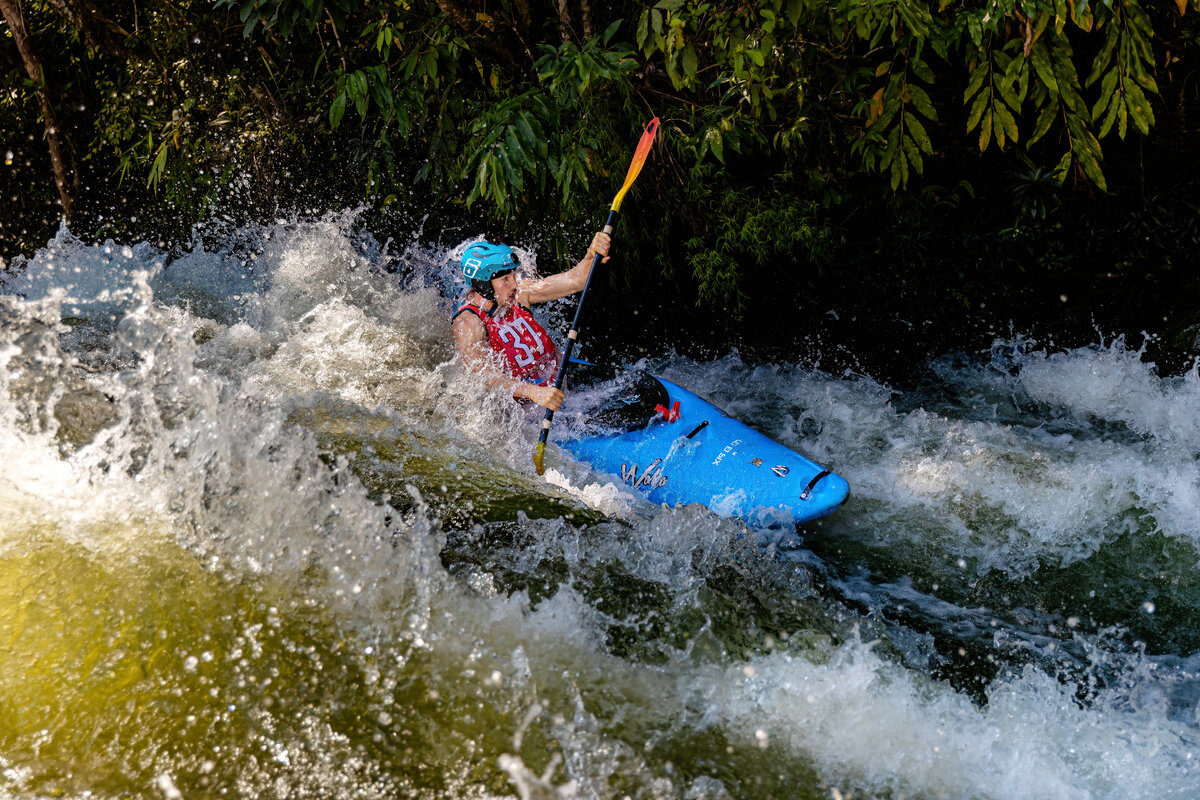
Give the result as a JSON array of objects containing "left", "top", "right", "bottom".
[{"left": 454, "top": 302, "right": 559, "bottom": 383}]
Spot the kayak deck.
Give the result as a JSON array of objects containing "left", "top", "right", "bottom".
[{"left": 560, "top": 374, "right": 850, "bottom": 526}]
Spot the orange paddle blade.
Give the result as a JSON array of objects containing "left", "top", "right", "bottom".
[{"left": 610, "top": 117, "right": 659, "bottom": 212}]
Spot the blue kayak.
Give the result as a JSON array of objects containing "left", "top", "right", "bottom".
[{"left": 560, "top": 374, "right": 850, "bottom": 526}]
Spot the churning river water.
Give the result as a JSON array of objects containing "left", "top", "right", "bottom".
[{"left": 1, "top": 214, "right": 1197, "bottom": 799}]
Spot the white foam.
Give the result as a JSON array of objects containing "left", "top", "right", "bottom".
[
  {"left": 541, "top": 467, "right": 637, "bottom": 518},
  {"left": 4, "top": 222, "right": 1198, "bottom": 800},
  {"left": 696, "top": 635, "right": 1199, "bottom": 800},
  {"left": 657, "top": 346, "right": 1200, "bottom": 574}
]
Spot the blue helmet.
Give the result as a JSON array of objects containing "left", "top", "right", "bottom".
[{"left": 461, "top": 240, "right": 519, "bottom": 282}]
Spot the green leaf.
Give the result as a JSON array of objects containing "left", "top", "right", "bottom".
[
  {"left": 992, "top": 106, "right": 1007, "bottom": 147},
  {"left": 905, "top": 112, "right": 933, "bottom": 154},
  {"left": 883, "top": 72, "right": 903, "bottom": 104},
  {"left": 967, "top": 13, "right": 983, "bottom": 47},
  {"left": 964, "top": 59, "right": 988, "bottom": 102},
  {"left": 371, "top": 81, "right": 394, "bottom": 117},
  {"left": 572, "top": 152, "right": 589, "bottom": 187},
  {"left": 707, "top": 127, "right": 725, "bottom": 163},
  {"left": 1132, "top": 67, "right": 1158, "bottom": 95},
  {"left": 1045, "top": 5, "right": 1065, "bottom": 36},
  {"left": 1071, "top": 0, "right": 1094, "bottom": 33},
  {"left": 883, "top": 124, "right": 901, "bottom": 167},
  {"left": 996, "top": 104, "right": 1019, "bottom": 144},
  {"left": 1128, "top": 4, "right": 1155, "bottom": 38},
  {"left": 603, "top": 19, "right": 622, "bottom": 44},
  {"left": 992, "top": 72, "right": 1015, "bottom": 111},
  {"left": 1052, "top": 151, "right": 1072, "bottom": 184},
  {"left": 1017, "top": 56, "right": 1030, "bottom": 102},
  {"left": 895, "top": 1, "right": 930, "bottom": 38},
  {"left": 402, "top": 54, "right": 419, "bottom": 80},
  {"left": 504, "top": 127, "right": 531, "bottom": 172},
  {"left": 1086, "top": 23, "right": 1119, "bottom": 85},
  {"left": 911, "top": 57, "right": 935, "bottom": 84},
  {"left": 681, "top": 46, "right": 698, "bottom": 82},
  {"left": 1067, "top": 114, "right": 1103, "bottom": 161},
  {"left": 499, "top": 143, "right": 523, "bottom": 192},
  {"left": 1072, "top": 131, "right": 1107, "bottom": 191},
  {"left": 902, "top": 133, "right": 924, "bottom": 174},
  {"left": 579, "top": 55, "right": 593, "bottom": 89},
  {"left": 527, "top": 115, "right": 549, "bottom": 154},
  {"left": 491, "top": 160, "right": 508, "bottom": 210},
  {"left": 1050, "top": 44, "right": 1087, "bottom": 116},
  {"left": 1029, "top": 97, "right": 1058, "bottom": 144},
  {"left": 1125, "top": 82, "right": 1154, "bottom": 136},
  {"left": 1029, "top": 42, "right": 1058, "bottom": 96},
  {"left": 890, "top": 154, "right": 906, "bottom": 190},
  {"left": 966, "top": 90, "right": 989, "bottom": 133},
  {"left": 1061, "top": 83, "right": 1088, "bottom": 118},
  {"left": 148, "top": 144, "right": 168, "bottom": 189},
  {"left": 1098, "top": 93, "right": 1120, "bottom": 137},
  {"left": 515, "top": 113, "right": 544, "bottom": 158},
  {"left": 874, "top": 96, "right": 901, "bottom": 132},
  {"left": 1092, "top": 69, "right": 1118, "bottom": 122},
  {"left": 908, "top": 83, "right": 938, "bottom": 121},
  {"left": 329, "top": 91, "right": 347, "bottom": 130},
  {"left": 637, "top": 10, "right": 650, "bottom": 52},
  {"left": 787, "top": 0, "right": 803, "bottom": 27}
]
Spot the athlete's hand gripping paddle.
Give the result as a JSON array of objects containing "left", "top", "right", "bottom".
[{"left": 533, "top": 117, "right": 659, "bottom": 475}]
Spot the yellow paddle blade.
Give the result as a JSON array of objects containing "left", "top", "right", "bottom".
[
  {"left": 610, "top": 117, "right": 660, "bottom": 212},
  {"left": 534, "top": 441, "right": 546, "bottom": 475}
]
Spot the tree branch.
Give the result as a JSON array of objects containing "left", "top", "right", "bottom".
[
  {"left": 45, "top": 0, "right": 136, "bottom": 58},
  {"left": 433, "top": 0, "right": 514, "bottom": 64},
  {"left": 557, "top": 0, "right": 572, "bottom": 43},
  {"left": 512, "top": 0, "right": 532, "bottom": 34},
  {"left": 580, "top": 0, "right": 594, "bottom": 39},
  {"left": 0, "top": 0, "right": 75, "bottom": 221}
]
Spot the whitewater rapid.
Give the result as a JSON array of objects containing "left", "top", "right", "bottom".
[{"left": 1, "top": 215, "right": 1197, "bottom": 800}]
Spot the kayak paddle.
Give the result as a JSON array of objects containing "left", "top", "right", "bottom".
[{"left": 533, "top": 116, "right": 659, "bottom": 475}]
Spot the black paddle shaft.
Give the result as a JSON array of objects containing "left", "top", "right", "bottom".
[{"left": 537, "top": 209, "right": 617, "bottom": 448}]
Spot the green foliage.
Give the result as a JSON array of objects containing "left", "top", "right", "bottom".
[
  {"left": 214, "top": 0, "right": 351, "bottom": 39},
  {"left": 1087, "top": 1, "right": 1158, "bottom": 140},
  {"left": 3, "top": 0, "right": 1200, "bottom": 314},
  {"left": 454, "top": 34, "right": 639, "bottom": 214},
  {"left": 859, "top": 51, "right": 939, "bottom": 191},
  {"left": 461, "top": 94, "right": 553, "bottom": 212},
  {"left": 685, "top": 187, "right": 837, "bottom": 315}
]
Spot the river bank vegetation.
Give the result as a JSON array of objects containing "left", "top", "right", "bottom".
[{"left": 3, "top": 0, "right": 1199, "bottom": 369}]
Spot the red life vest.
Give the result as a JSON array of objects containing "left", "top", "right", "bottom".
[{"left": 454, "top": 302, "right": 559, "bottom": 383}]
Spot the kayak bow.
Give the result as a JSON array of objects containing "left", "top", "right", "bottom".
[{"left": 561, "top": 374, "right": 850, "bottom": 526}]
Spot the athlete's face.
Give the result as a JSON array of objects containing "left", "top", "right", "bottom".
[{"left": 491, "top": 271, "right": 518, "bottom": 306}]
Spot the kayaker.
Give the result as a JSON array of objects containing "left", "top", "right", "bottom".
[{"left": 452, "top": 232, "right": 610, "bottom": 410}]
